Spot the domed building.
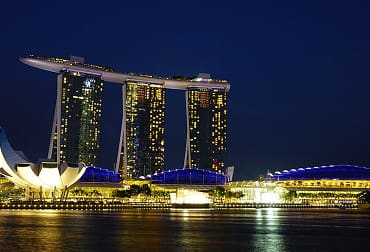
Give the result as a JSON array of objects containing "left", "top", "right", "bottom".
[
  {"left": 267, "top": 164, "right": 370, "bottom": 190},
  {"left": 269, "top": 165, "right": 370, "bottom": 181},
  {"left": 226, "top": 165, "right": 370, "bottom": 206},
  {"left": 151, "top": 168, "right": 228, "bottom": 186}
]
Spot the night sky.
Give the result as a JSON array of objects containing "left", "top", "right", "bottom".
[{"left": 1, "top": 1, "right": 370, "bottom": 180}]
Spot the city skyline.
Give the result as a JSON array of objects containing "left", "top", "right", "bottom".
[{"left": 1, "top": 1, "right": 370, "bottom": 180}]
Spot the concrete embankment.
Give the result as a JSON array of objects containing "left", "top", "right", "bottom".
[
  {"left": 0, "top": 202, "right": 359, "bottom": 210},
  {"left": 0, "top": 202, "right": 171, "bottom": 210},
  {"left": 213, "top": 203, "right": 358, "bottom": 209}
]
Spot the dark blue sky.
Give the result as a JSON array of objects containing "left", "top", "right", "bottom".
[{"left": 1, "top": 0, "right": 370, "bottom": 180}]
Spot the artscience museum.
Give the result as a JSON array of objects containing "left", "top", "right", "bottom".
[{"left": 0, "top": 127, "right": 86, "bottom": 198}]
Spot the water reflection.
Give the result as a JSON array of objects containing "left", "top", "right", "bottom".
[
  {"left": 0, "top": 210, "right": 66, "bottom": 251},
  {"left": 252, "top": 208, "right": 286, "bottom": 252},
  {"left": 0, "top": 209, "right": 370, "bottom": 251},
  {"left": 181, "top": 209, "right": 189, "bottom": 221}
]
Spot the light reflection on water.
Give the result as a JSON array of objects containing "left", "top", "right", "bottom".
[
  {"left": 0, "top": 209, "right": 370, "bottom": 251},
  {"left": 253, "top": 208, "right": 286, "bottom": 252}
]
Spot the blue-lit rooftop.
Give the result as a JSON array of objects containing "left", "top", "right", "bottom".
[
  {"left": 79, "top": 167, "right": 121, "bottom": 183},
  {"left": 151, "top": 168, "right": 228, "bottom": 185},
  {"left": 269, "top": 165, "right": 370, "bottom": 181}
]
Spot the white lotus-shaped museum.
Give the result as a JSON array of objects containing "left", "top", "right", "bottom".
[{"left": 0, "top": 127, "right": 86, "bottom": 190}]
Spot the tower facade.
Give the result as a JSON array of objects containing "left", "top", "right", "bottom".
[
  {"left": 49, "top": 70, "right": 103, "bottom": 166},
  {"left": 184, "top": 87, "right": 227, "bottom": 173},
  {"left": 20, "top": 55, "right": 230, "bottom": 178},
  {"left": 116, "top": 80, "right": 165, "bottom": 179}
]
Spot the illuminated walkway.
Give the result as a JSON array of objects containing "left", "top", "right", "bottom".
[{"left": 275, "top": 179, "right": 370, "bottom": 191}]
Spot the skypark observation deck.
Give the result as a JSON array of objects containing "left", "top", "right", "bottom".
[{"left": 19, "top": 56, "right": 230, "bottom": 91}]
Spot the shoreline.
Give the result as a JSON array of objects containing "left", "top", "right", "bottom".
[{"left": 0, "top": 201, "right": 364, "bottom": 210}]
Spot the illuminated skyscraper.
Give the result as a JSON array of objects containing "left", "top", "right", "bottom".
[
  {"left": 116, "top": 80, "right": 165, "bottom": 179},
  {"left": 49, "top": 70, "right": 103, "bottom": 166},
  {"left": 184, "top": 86, "right": 227, "bottom": 173},
  {"left": 20, "top": 56, "right": 230, "bottom": 177}
]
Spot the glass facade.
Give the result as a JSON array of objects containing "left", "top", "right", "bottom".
[
  {"left": 187, "top": 88, "right": 227, "bottom": 173},
  {"left": 117, "top": 80, "right": 165, "bottom": 179},
  {"left": 50, "top": 71, "right": 103, "bottom": 166}
]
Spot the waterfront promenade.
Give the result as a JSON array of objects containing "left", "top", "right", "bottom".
[{"left": 0, "top": 201, "right": 359, "bottom": 210}]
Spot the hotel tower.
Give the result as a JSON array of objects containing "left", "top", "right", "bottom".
[
  {"left": 115, "top": 80, "right": 165, "bottom": 179},
  {"left": 184, "top": 84, "right": 227, "bottom": 173},
  {"left": 48, "top": 57, "right": 104, "bottom": 166}
]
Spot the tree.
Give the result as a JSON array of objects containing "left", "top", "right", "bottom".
[
  {"left": 358, "top": 191, "right": 370, "bottom": 203},
  {"left": 283, "top": 191, "right": 297, "bottom": 202},
  {"left": 141, "top": 184, "right": 152, "bottom": 196},
  {"left": 89, "top": 189, "right": 102, "bottom": 197},
  {"left": 130, "top": 184, "right": 141, "bottom": 196},
  {"left": 112, "top": 189, "right": 131, "bottom": 198},
  {"left": 71, "top": 188, "right": 85, "bottom": 196},
  {"left": 214, "top": 186, "right": 226, "bottom": 198}
]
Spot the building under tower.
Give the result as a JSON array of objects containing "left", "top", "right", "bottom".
[
  {"left": 49, "top": 67, "right": 103, "bottom": 166},
  {"left": 184, "top": 82, "right": 227, "bottom": 173},
  {"left": 116, "top": 80, "right": 165, "bottom": 179}
]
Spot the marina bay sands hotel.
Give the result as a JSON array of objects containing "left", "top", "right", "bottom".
[{"left": 20, "top": 56, "right": 230, "bottom": 180}]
